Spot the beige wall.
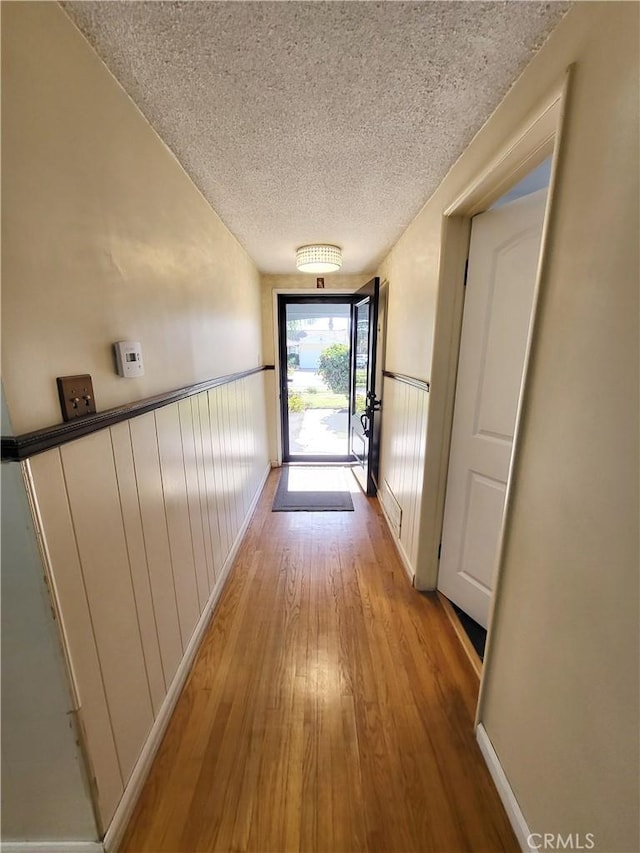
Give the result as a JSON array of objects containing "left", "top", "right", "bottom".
[
  {"left": 1, "top": 2, "right": 263, "bottom": 435},
  {"left": 3, "top": 0, "right": 638, "bottom": 847},
  {"left": 378, "top": 3, "right": 639, "bottom": 849},
  {"left": 1, "top": 3, "right": 270, "bottom": 844}
]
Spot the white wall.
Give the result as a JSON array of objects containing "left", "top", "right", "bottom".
[
  {"left": 378, "top": 3, "right": 639, "bottom": 849},
  {"left": 378, "top": 377, "right": 429, "bottom": 581},
  {"left": 1, "top": 396, "right": 97, "bottom": 842},
  {"left": 28, "top": 373, "right": 269, "bottom": 832}
]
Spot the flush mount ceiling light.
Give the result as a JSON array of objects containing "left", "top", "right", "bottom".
[{"left": 295, "top": 244, "right": 342, "bottom": 273}]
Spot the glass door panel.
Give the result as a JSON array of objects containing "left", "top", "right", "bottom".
[
  {"left": 351, "top": 300, "right": 369, "bottom": 467},
  {"left": 279, "top": 298, "right": 353, "bottom": 461}
]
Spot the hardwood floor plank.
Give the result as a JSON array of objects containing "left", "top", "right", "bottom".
[{"left": 119, "top": 469, "right": 518, "bottom": 853}]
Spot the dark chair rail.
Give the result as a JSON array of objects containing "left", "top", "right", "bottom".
[
  {"left": 1, "top": 365, "right": 275, "bottom": 462},
  {"left": 382, "top": 370, "right": 430, "bottom": 393}
]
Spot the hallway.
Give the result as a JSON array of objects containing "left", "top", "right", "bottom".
[{"left": 120, "top": 469, "right": 517, "bottom": 852}]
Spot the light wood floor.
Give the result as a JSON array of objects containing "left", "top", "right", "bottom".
[{"left": 120, "top": 469, "right": 518, "bottom": 853}]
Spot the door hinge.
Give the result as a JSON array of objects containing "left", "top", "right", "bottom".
[
  {"left": 463, "top": 258, "right": 469, "bottom": 287},
  {"left": 437, "top": 542, "right": 442, "bottom": 560}
]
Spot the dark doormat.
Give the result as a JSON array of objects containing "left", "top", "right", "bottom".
[{"left": 272, "top": 467, "right": 354, "bottom": 512}]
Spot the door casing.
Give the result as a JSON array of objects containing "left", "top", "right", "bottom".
[{"left": 409, "top": 70, "right": 572, "bottom": 718}]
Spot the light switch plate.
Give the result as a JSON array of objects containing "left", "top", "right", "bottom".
[{"left": 56, "top": 374, "right": 96, "bottom": 422}]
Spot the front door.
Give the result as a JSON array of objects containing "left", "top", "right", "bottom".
[
  {"left": 437, "top": 189, "right": 547, "bottom": 627},
  {"left": 350, "top": 277, "right": 381, "bottom": 496},
  {"left": 278, "top": 296, "right": 354, "bottom": 462}
]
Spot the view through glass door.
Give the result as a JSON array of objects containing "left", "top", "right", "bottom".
[{"left": 278, "top": 297, "right": 354, "bottom": 461}]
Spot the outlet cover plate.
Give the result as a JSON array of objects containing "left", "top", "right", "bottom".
[{"left": 56, "top": 375, "right": 96, "bottom": 422}]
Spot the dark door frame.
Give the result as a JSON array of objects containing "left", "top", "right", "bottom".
[
  {"left": 350, "top": 277, "right": 381, "bottom": 496},
  {"left": 277, "top": 294, "right": 356, "bottom": 463}
]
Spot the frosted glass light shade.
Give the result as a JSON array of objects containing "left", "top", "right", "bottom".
[{"left": 296, "top": 244, "right": 342, "bottom": 273}]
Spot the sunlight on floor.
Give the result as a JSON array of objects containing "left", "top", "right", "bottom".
[{"left": 285, "top": 465, "right": 359, "bottom": 494}]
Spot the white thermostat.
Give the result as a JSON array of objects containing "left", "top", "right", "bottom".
[{"left": 114, "top": 341, "right": 144, "bottom": 378}]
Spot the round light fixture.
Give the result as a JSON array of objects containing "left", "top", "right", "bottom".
[{"left": 295, "top": 244, "right": 342, "bottom": 273}]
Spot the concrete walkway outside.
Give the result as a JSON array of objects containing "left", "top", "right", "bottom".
[{"left": 289, "top": 408, "right": 348, "bottom": 455}]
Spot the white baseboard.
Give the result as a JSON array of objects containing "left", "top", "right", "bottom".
[
  {"left": 377, "top": 494, "right": 415, "bottom": 585},
  {"left": 1, "top": 844, "right": 103, "bottom": 853},
  {"left": 103, "top": 463, "right": 271, "bottom": 853},
  {"left": 476, "top": 723, "right": 534, "bottom": 852}
]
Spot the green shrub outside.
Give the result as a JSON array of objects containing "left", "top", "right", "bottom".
[{"left": 318, "top": 343, "right": 350, "bottom": 395}]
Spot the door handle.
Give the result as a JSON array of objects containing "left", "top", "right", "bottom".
[
  {"left": 360, "top": 412, "right": 370, "bottom": 438},
  {"left": 366, "top": 391, "right": 382, "bottom": 411},
  {"left": 360, "top": 396, "right": 382, "bottom": 439}
]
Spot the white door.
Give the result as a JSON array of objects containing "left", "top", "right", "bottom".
[{"left": 437, "top": 189, "right": 547, "bottom": 628}]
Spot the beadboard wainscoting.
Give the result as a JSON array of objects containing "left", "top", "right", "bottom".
[
  {"left": 25, "top": 370, "right": 270, "bottom": 839},
  {"left": 378, "top": 374, "right": 429, "bottom": 581}
]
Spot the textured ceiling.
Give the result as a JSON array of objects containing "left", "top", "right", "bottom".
[{"left": 62, "top": 1, "right": 569, "bottom": 274}]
